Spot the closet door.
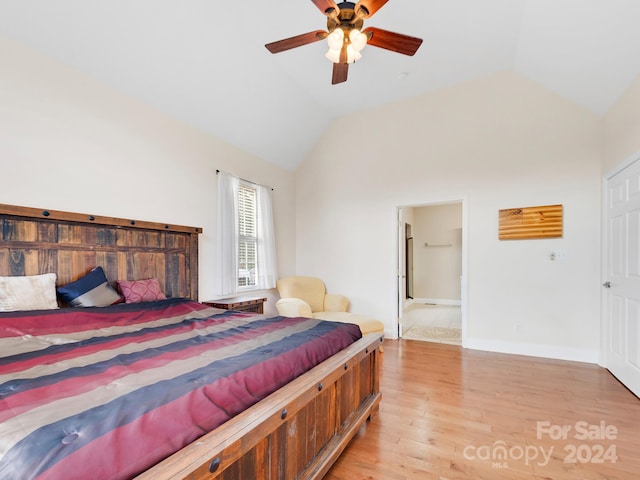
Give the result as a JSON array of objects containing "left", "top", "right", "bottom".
[{"left": 604, "top": 157, "right": 640, "bottom": 397}]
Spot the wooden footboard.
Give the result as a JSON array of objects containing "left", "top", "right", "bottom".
[{"left": 136, "top": 332, "right": 383, "bottom": 480}]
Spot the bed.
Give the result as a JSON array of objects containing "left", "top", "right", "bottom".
[{"left": 0, "top": 204, "right": 382, "bottom": 480}]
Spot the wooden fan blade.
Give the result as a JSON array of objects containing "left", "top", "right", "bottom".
[
  {"left": 311, "top": 0, "right": 340, "bottom": 17},
  {"left": 265, "top": 30, "right": 327, "bottom": 54},
  {"left": 332, "top": 43, "right": 349, "bottom": 84},
  {"left": 363, "top": 27, "right": 423, "bottom": 56},
  {"left": 332, "top": 62, "right": 349, "bottom": 84},
  {"left": 354, "top": 0, "right": 389, "bottom": 18}
]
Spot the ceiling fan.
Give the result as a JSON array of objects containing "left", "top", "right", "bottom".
[{"left": 265, "top": 0, "right": 423, "bottom": 85}]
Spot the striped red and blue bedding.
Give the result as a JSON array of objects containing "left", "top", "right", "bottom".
[{"left": 0, "top": 298, "right": 362, "bottom": 480}]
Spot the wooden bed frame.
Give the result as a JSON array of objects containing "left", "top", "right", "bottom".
[{"left": 0, "top": 204, "right": 382, "bottom": 480}]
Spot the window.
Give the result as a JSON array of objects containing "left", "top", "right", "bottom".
[
  {"left": 237, "top": 183, "right": 257, "bottom": 289},
  {"left": 215, "top": 171, "right": 277, "bottom": 296}
]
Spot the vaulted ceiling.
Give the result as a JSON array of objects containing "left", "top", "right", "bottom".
[{"left": 1, "top": 1, "right": 639, "bottom": 170}]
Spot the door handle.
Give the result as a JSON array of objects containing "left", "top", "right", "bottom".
[{"left": 602, "top": 281, "right": 612, "bottom": 288}]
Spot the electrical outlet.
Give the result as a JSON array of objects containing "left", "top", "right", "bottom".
[{"left": 550, "top": 250, "right": 568, "bottom": 261}]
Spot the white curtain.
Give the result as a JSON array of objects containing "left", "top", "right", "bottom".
[
  {"left": 255, "top": 184, "right": 278, "bottom": 289},
  {"left": 214, "top": 172, "right": 239, "bottom": 296}
]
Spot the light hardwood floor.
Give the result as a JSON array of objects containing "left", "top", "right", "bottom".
[{"left": 325, "top": 339, "right": 640, "bottom": 480}]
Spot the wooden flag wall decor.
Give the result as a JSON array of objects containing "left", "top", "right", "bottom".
[{"left": 498, "top": 204, "right": 563, "bottom": 240}]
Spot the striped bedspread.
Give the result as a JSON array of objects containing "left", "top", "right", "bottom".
[{"left": 0, "top": 298, "right": 362, "bottom": 480}]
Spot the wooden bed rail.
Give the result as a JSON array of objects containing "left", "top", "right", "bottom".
[{"left": 137, "top": 332, "right": 383, "bottom": 480}]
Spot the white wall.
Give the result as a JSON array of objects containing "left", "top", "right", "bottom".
[
  {"left": 412, "top": 203, "right": 462, "bottom": 302},
  {"left": 296, "top": 71, "right": 602, "bottom": 362},
  {"left": 603, "top": 75, "right": 640, "bottom": 172},
  {"left": 0, "top": 35, "right": 296, "bottom": 316}
]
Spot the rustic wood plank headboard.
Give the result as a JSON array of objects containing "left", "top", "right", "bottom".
[{"left": 0, "top": 204, "right": 202, "bottom": 301}]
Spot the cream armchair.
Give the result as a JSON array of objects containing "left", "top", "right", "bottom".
[{"left": 276, "top": 276, "right": 385, "bottom": 336}]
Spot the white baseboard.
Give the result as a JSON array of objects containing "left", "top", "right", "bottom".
[
  {"left": 465, "top": 338, "right": 599, "bottom": 364},
  {"left": 412, "top": 298, "right": 462, "bottom": 306}
]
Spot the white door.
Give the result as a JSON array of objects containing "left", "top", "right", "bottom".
[{"left": 604, "top": 157, "right": 640, "bottom": 397}]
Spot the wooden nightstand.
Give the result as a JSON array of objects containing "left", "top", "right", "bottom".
[{"left": 202, "top": 295, "right": 266, "bottom": 314}]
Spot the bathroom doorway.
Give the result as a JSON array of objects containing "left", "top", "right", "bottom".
[{"left": 397, "top": 201, "right": 466, "bottom": 345}]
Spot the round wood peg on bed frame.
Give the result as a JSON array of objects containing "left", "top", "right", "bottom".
[{"left": 208, "top": 457, "right": 221, "bottom": 473}]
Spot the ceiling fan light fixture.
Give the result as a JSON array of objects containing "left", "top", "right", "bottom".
[
  {"left": 325, "top": 48, "right": 341, "bottom": 63},
  {"left": 326, "top": 28, "right": 344, "bottom": 50},
  {"left": 325, "top": 28, "right": 345, "bottom": 63},
  {"left": 346, "top": 44, "right": 362, "bottom": 63},
  {"left": 326, "top": 26, "right": 366, "bottom": 64},
  {"left": 349, "top": 28, "right": 367, "bottom": 52}
]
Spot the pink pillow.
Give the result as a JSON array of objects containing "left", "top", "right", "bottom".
[{"left": 117, "top": 278, "right": 167, "bottom": 304}]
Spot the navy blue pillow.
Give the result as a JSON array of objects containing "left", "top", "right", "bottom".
[{"left": 57, "top": 267, "right": 122, "bottom": 307}]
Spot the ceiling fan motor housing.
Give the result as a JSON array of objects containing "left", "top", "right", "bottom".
[{"left": 326, "top": 2, "right": 365, "bottom": 33}]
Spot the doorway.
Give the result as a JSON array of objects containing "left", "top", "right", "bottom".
[{"left": 397, "top": 200, "right": 466, "bottom": 345}]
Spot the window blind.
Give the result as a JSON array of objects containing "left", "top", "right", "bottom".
[{"left": 238, "top": 183, "right": 257, "bottom": 288}]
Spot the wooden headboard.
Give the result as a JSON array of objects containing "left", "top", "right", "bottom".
[{"left": 0, "top": 204, "right": 202, "bottom": 301}]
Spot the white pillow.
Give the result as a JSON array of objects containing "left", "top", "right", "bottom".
[{"left": 0, "top": 273, "right": 59, "bottom": 312}]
